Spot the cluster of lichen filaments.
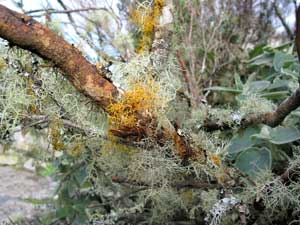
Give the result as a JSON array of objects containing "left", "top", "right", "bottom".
[
  {"left": 131, "top": 0, "right": 165, "bottom": 53},
  {"left": 107, "top": 78, "right": 163, "bottom": 129}
]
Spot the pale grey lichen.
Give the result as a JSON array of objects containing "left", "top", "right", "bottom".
[{"left": 205, "top": 196, "right": 240, "bottom": 225}]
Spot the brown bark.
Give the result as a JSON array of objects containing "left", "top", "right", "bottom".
[{"left": 0, "top": 4, "right": 119, "bottom": 109}]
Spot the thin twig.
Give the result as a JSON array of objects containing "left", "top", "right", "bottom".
[
  {"left": 111, "top": 176, "right": 220, "bottom": 190},
  {"left": 273, "top": 2, "right": 293, "bottom": 40},
  {"left": 25, "top": 7, "right": 107, "bottom": 15},
  {"left": 203, "top": 88, "right": 300, "bottom": 132}
]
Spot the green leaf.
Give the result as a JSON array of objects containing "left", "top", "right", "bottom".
[
  {"left": 41, "top": 163, "right": 57, "bottom": 177},
  {"left": 267, "top": 80, "right": 291, "bottom": 91},
  {"left": 204, "top": 86, "right": 242, "bottom": 94},
  {"left": 234, "top": 147, "right": 271, "bottom": 177},
  {"left": 248, "top": 52, "right": 274, "bottom": 66},
  {"left": 74, "top": 165, "right": 88, "bottom": 186},
  {"left": 259, "top": 91, "right": 289, "bottom": 98},
  {"left": 249, "top": 44, "right": 266, "bottom": 58},
  {"left": 226, "top": 126, "right": 261, "bottom": 154},
  {"left": 244, "top": 80, "right": 270, "bottom": 94},
  {"left": 234, "top": 73, "right": 243, "bottom": 90},
  {"left": 268, "top": 127, "right": 300, "bottom": 144},
  {"left": 253, "top": 126, "right": 300, "bottom": 144},
  {"left": 273, "top": 51, "right": 295, "bottom": 72}
]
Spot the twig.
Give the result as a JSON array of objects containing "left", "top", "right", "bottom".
[
  {"left": 203, "top": 88, "right": 300, "bottom": 132},
  {"left": 11, "top": 115, "right": 84, "bottom": 133},
  {"left": 273, "top": 2, "right": 293, "bottom": 40},
  {"left": 111, "top": 176, "right": 220, "bottom": 190},
  {"left": 25, "top": 7, "right": 107, "bottom": 15},
  {"left": 176, "top": 50, "right": 203, "bottom": 107}
]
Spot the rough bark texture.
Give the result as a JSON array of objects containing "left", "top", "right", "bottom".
[{"left": 0, "top": 4, "right": 119, "bottom": 109}]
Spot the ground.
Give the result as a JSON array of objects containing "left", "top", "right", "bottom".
[{"left": 0, "top": 166, "right": 56, "bottom": 223}]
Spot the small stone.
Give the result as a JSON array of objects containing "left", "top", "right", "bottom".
[{"left": 24, "top": 158, "right": 35, "bottom": 172}]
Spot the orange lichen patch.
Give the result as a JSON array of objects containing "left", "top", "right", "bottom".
[
  {"left": 173, "top": 132, "right": 193, "bottom": 161},
  {"left": 107, "top": 78, "right": 162, "bottom": 130},
  {"left": 130, "top": 0, "right": 165, "bottom": 53},
  {"left": 208, "top": 152, "right": 222, "bottom": 167}
]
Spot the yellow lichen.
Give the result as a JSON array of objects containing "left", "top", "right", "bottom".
[
  {"left": 49, "top": 118, "right": 65, "bottom": 151},
  {"left": 208, "top": 152, "right": 222, "bottom": 167},
  {"left": 69, "top": 141, "right": 84, "bottom": 157},
  {"left": 25, "top": 78, "right": 41, "bottom": 114},
  {"left": 107, "top": 78, "right": 163, "bottom": 129},
  {"left": 102, "top": 139, "right": 138, "bottom": 155},
  {"left": 0, "top": 58, "right": 6, "bottom": 70},
  {"left": 130, "top": 0, "right": 165, "bottom": 53}
]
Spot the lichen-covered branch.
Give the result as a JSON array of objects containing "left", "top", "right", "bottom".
[
  {"left": 0, "top": 4, "right": 194, "bottom": 162},
  {"left": 203, "top": 89, "right": 300, "bottom": 131},
  {"left": 0, "top": 4, "right": 119, "bottom": 109},
  {"left": 111, "top": 176, "right": 220, "bottom": 190}
]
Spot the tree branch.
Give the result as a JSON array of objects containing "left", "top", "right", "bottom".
[
  {"left": 0, "top": 4, "right": 194, "bottom": 162},
  {"left": 25, "top": 7, "right": 108, "bottom": 15},
  {"left": 0, "top": 4, "right": 119, "bottom": 109},
  {"left": 111, "top": 176, "right": 220, "bottom": 190},
  {"left": 176, "top": 50, "right": 203, "bottom": 108},
  {"left": 203, "top": 89, "right": 300, "bottom": 131},
  {"left": 273, "top": 2, "right": 293, "bottom": 40}
]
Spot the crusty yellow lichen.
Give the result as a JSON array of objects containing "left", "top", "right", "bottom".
[
  {"left": 26, "top": 78, "right": 40, "bottom": 114},
  {"left": 130, "top": 0, "right": 165, "bottom": 53},
  {"left": 107, "top": 78, "right": 163, "bottom": 129},
  {"left": 207, "top": 152, "right": 222, "bottom": 167},
  {"left": 49, "top": 118, "right": 65, "bottom": 151},
  {"left": 0, "top": 58, "right": 6, "bottom": 70},
  {"left": 102, "top": 139, "right": 138, "bottom": 155}
]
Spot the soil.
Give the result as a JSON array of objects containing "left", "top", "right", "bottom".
[{"left": 0, "top": 166, "right": 56, "bottom": 223}]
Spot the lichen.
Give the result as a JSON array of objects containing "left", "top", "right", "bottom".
[
  {"left": 239, "top": 95, "right": 275, "bottom": 117},
  {"left": 130, "top": 0, "right": 166, "bottom": 53},
  {"left": 107, "top": 78, "right": 164, "bottom": 129}
]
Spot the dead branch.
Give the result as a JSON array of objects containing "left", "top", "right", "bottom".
[{"left": 176, "top": 50, "right": 203, "bottom": 107}]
